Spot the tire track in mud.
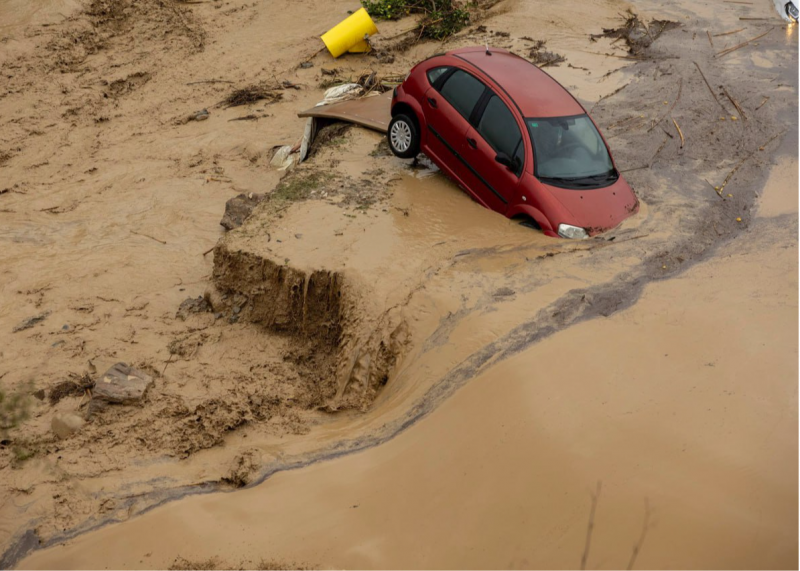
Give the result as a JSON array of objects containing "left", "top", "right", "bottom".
[{"left": 4, "top": 11, "right": 797, "bottom": 568}]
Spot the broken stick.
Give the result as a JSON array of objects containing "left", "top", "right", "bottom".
[
  {"left": 715, "top": 28, "right": 774, "bottom": 58},
  {"left": 672, "top": 118, "right": 685, "bottom": 149},
  {"left": 721, "top": 86, "right": 747, "bottom": 120},
  {"left": 693, "top": 61, "right": 728, "bottom": 113},
  {"left": 130, "top": 230, "right": 167, "bottom": 245}
]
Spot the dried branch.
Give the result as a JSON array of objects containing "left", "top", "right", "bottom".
[{"left": 581, "top": 481, "right": 602, "bottom": 571}]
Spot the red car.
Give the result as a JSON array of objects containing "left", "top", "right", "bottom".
[{"left": 388, "top": 46, "right": 639, "bottom": 238}]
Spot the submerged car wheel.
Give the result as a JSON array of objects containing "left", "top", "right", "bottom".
[{"left": 388, "top": 113, "right": 420, "bottom": 159}]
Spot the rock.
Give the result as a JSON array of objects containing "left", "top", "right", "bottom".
[
  {"left": 189, "top": 109, "right": 209, "bottom": 121},
  {"left": 12, "top": 311, "right": 50, "bottom": 333},
  {"left": 493, "top": 287, "right": 516, "bottom": 298},
  {"left": 92, "top": 363, "right": 154, "bottom": 405},
  {"left": 220, "top": 192, "right": 266, "bottom": 231},
  {"left": 51, "top": 413, "right": 85, "bottom": 439},
  {"left": 176, "top": 296, "right": 211, "bottom": 320}
]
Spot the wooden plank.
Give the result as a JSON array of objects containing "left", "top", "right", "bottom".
[{"left": 298, "top": 91, "right": 393, "bottom": 133}]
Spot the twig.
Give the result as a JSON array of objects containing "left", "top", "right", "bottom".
[
  {"left": 187, "top": 79, "right": 234, "bottom": 85},
  {"left": 716, "top": 131, "right": 785, "bottom": 193},
  {"left": 590, "top": 83, "right": 629, "bottom": 113},
  {"left": 755, "top": 96, "right": 770, "bottom": 111},
  {"left": 713, "top": 28, "right": 744, "bottom": 37},
  {"left": 162, "top": 353, "right": 174, "bottom": 375},
  {"left": 647, "top": 77, "right": 682, "bottom": 132},
  {"left": 672, "top": 118, "right": 685, "bottom": 148},
  {"left": 130, "top": 230, "right": 166, "bottom": 244},
  {"left": 611, "top": 233, "right": 651, "bottom": 245},
  {"left": 574, "top": 49, "right": 643, "bottom": 61},
  {"left": 706, "top": 30, "right": 714, "bottom": 48},
  {"left": 620, "top": 165, "right": 649, "bottom": 173},
  {"left": 715, "top": 28, "right": 774, "bottom": 58},
  {"left": 721, "top": 86, "right": 747, "bottom": 120},
  {"left": 705, "top": 178, "right": 724, "bottom": 199},
  {"left": 228, "top": 114, "right": 265, "bottom": 122},
  {"left": 650, "top": 135, "right": 669, "bottom": 167},
  {"left": 693, "top": 62, "right": 728, "bottom": 113},
  {"left": 581, "top": 481, "right": 602, "bottom": 571},
  {"left": 202, "top": 246, "right": 215, "bottom": 256},
  {"left": 627, "top": 499, "right": 651, "bottom": 570}
]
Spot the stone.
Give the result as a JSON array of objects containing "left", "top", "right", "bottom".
[
  {"left": 51, "top": 413, "right": 85, "bottom": 439},
  {"left": 176, "top": 296, "right": 211, "bottom": 321},
  {"left": 220, "top": 193, "right": 266, "bottom": 231},
  {"left": 92, "top": 363, "right": 154, "bottom": 405}
]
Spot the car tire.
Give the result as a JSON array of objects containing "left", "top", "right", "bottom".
[
  {"left": 787, "top": 2, "right": 798, "bottom": 19},
  {"left": 388, "top": 113, "right": 420, "bottom": 159}
]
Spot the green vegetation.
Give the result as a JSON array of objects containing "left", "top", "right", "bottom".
[
  {"left": 1, "top": 386, "right": 33, "bottom": 466},
  {"left": 271, "top": 172, "right": 323, "bottom": 203},
  {"left": 361, "top": 0, "right": 471, "bottom": 40},
  {"left": 1, "top": 387, "right": 30, "bottom": 436}
]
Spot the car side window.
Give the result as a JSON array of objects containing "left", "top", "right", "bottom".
[
  {"left": 477, "top": 94, "right": 524, "bottom": 175},
  {"left": 426, "top": 66, "right": 451, "bottom": 87},
  {"left": 439, "top": 69, "right": 486, "bottom": 120}
]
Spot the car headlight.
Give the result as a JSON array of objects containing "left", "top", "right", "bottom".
[{"left": 557, "top": 224, "right": 589, "bottom": 239}]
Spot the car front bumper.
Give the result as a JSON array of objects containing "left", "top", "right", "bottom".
[{"left": 788, "top": 2, "right": 799, "bottom": 20}]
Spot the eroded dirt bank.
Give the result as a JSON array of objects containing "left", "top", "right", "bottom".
[{"left": 1, "top": 0, "right": 797, "bottom": 567}]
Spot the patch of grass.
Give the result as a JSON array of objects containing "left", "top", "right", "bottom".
[
  {"left": 1, "top": 387, "right": 34, "bottom": 467},
  {"left": 1, "top": 388, "right": 30, "bottom": 435},
  {"left": 272, "top": 172, "right": 323, "bottom": 203},
  {"left": 361, "top": 0, "right": 471, "bottom": 40},
  {"left": 168, "top": 557, "right": 219, "bottom": 570}
]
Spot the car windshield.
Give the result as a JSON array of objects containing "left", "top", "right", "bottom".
[{"left": 527, "top": 115, "right": 616, "bottom": 187}]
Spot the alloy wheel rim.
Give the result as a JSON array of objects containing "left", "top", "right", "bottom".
[{"left": 391, "top": 120, "right": 412, "bottom": 152}]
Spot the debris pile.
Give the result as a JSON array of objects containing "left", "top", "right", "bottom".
[
  {"left": 221, "top": 82, "right": 283, "bottom": 108},
  {"left": 591, "top": 10, "right": 678, "bottom": 56},
  {"left": 527, "top": 39, "right": 566, "bottom": 67}
]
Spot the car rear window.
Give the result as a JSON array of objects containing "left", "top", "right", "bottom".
[
  {"left": 426, "top": 67, "right": 451, "bottom": 87},
  {"left": 477, "top": 95, "right": 524, "bottom": 174},
  {"left": 439, "top": 70, "right": 486, "bottom": 120}
]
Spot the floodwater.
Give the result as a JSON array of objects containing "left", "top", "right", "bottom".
[
  {"left": 2, "top": 0, "right": 798, "bottom": 567},
  {"left": 19, "top": 154, "right": 798, "bottom": 570}
]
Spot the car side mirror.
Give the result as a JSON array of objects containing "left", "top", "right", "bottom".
[{"left": 495, "top": 152, "right": 517, "bottom": 171}]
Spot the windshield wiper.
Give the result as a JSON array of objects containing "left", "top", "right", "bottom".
[
  {"left": 541, "top": 171, "right": 618, "bottom": 187},
  {"left": 540, "top": 176, "right": 598, "bottom": 187}
]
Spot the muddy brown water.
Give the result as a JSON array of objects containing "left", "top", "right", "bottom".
[{"left": 1, "top": 0, "right": 797, "bottom": 568}]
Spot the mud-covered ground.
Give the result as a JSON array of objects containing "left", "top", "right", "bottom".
[{"left": 0, "top": 0, "right": 797, "bottom": 568}]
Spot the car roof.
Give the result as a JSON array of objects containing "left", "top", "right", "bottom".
[{"left": 445, "top": 47, "right": 585, "bottom": 118}]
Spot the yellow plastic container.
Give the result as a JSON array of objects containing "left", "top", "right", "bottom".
[{"left": 321, "top": 8, "right": 379, "bottom": 58}]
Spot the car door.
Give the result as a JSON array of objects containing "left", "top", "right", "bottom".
[
  {"left": 423, "top": 68, "right": 487, "bottom": 194},
  {"left": 461, "top": 92, "right": 526, "bottom": 214}
]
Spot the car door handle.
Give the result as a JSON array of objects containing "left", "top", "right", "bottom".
[
  {"left": 427, "top": 97, "right": 438, "bottom": 108},
  {"left": 467, "top": 137, "right": 477, "bottom": 149}
]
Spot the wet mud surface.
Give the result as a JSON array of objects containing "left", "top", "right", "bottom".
[{"left": 1, "top": 0, "right": 797, "bottom": 568}]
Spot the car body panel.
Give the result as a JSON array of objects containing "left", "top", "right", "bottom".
[
  {"left": 449, "top": 48, "right": 585, "bottom": 118},
  {"left": 391, "top": 47, "right": 639, "bottom": 237}
]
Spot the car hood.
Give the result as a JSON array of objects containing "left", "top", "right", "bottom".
[{"left": 543, "top": 177, "right": 639, "bottom": 235}]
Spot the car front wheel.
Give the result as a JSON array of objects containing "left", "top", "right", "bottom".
[
  {"left": 388, "top": 113, "right": 420, "bottom": 159},
  {"left": 787, "top": 2, "right": 799, "bottom": 20}
]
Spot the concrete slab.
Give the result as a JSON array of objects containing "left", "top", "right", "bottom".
[{"left": 297, "top": 91, "right": 392, "bottom": 133}]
